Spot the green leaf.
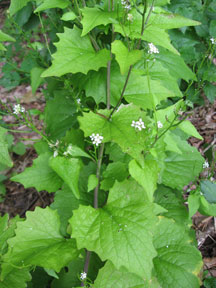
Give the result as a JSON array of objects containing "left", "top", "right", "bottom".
[
  {"left": 34, "top": 0, "right": 70, "bottom": 13},
  {"left": 78, "top": 105, "right": 151, "bottom": 160},
  {"left": 201, "top": 180, "right": 216, "bottom": 204},
  {"left": 0, "top": 30, "right": 15, "bottom": 42},
  {"left": 61, "top": 11, "right": 77, "bottom": 21},
  {"left": 124, "top": 72, "right": 177, "bottom": 109},
  {"left": 45, "top": 93, "right": 77, "bottom": 139},
  {"left": 12, "top": 142, "right": 26, "bottom": 156},
  {"left": 155, "top": 185, "right": 189, "bottom": 223},
  {"left": 129, "top": 159, "right": 158, "bottom": 202},
  {"left": 87, "top": 174, "right": 98, "bottom": 192},
  {"left": 9, "top": 0, "right": 31, "bottom": 16},
  {"left": 49, "top": 157, "right": 81, "bottom": 199},
  {"left": 0, "top": 268, "right": 31, "bottom": 288},
  {"left": 94, "top": 261, "right": 148, "bottom": 288},
  {"left": 178, "top": 120, "right": 203, "bottom": 140},
  {"left": 188, "top": 193, "right": 200, "bottom": 219},
  {"left": 0, "top": 127, "right": 13, "bottom": 168},
  {"left": 11, "top": 152, "right": 63, "bottom": 193},
  {"left": 155, "top": 48, "right": 196, "bottom": 81},
  {"left": 203, "top": 64, "right": 216, "bottom": 82},
  {"left": 65, "top": 145, "right": 92, "bottom": 159},
  {"left": 81, "top": 7, "right": 117, "bottom": 36},
  {"left": 153, "top": 218, "right": 202, "bottom": 288},
  {"left": 161, "top": 134, "right": 204, "bottom": 190},
  {"left": 0, "top": 43, "right": 6, "bottom": 51},
  {"left": 30, "top": 67, "right": 45, "bottom": 94},
  {"left": 210, "top": 20, "right": 216, "bottom": 37},
  {"left": 70, "top": 179, "right": 157, "bottom": 280},
  {"left": 203, "top": 82, "right": 216, "bottom": 103},
  {"left": 111, "top": 40, "right": 142, "bottom": 75},
  {"left": 69, "top": 180, "right": 156, "bottom": 279},
  {"left": 199, "top": 196, "right": 216, "bottom": 216},
  {"left": 42, "top": 27, "right": 111, "bottom": 77},
  {"left": 1, "top": 207, "right": 79, "bottom": 279}
]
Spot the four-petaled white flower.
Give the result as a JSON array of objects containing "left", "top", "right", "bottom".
[
  {"left": 210, "top": 37, "right": 216, "bottom": 45},
  {"left": 127, "top": 13, "right": 133, "bottom": 21},
  {"left": 90, "top": 133, "right": 103, "bottom": 146},
  {"left": 53, "top": 150, "right": 58, "bottom": 158},
  {"left": 131, "top": 118, "right": 146, "bottom": 131},
  {"left": 203, "top": 161, "right": 209, "bottom": 169},
  {"left": 148, "top": 43, "right": 159, "bottom": 54},
  {"left": 121, "top": 0, "right": 131, "bottom": 10},
  {"left": 49, "top": 140, "right": 59, "bottom": 148},
  {"left": 80, "top": 272, "right": 87, "bottom": 280},
  {"left": 157, "top": 121, "right": 163, "bottom": 129},
  {"left": 13, "top": 104, "right": 25, "bottom": 115},
  {"left": 77, "top": 98, "right": 81, "bottom": 104}
]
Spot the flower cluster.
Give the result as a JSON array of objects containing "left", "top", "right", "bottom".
[
  {"left": 49, "top": 140, "right": 59, "bottom": 158},
  {"left": 13, "top": 104, "right": 25, "bottom": 115},
  {"left": 157, "top": 121, "right": 163, "bottom": 129},
  {"left": 90, "top": 133, "right": 103, "bottom": 146},
  {"left": 131, "top": 118, "right": 146, "bottom": 131},
  {"left": 203, "top": 161, "right": 209, "bottom": 169},
  {"left": 121, "top": 0, "right": 131, "bottom": 10},
  {"left": 210, "top": 37, "right": 216, "bottom": 45},
  {"left": 63, "top": 144, "right": 73, "bottom": 156},
  {"left": 80, "top": 272, "right": 87, "bottom": 280},
  {"left": 148, "top": 43, "right": 159, "bottom": 54}
]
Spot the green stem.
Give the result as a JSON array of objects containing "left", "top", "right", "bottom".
[{"left": 38, "top": 13, "right": 52, "bottom": 58}]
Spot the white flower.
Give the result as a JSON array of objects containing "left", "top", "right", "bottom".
[
  {"left": 121, "top": 0, "right": 131, "bottom": 10},
  {"left": 203, "top": 161, "right": 209, "bottom": 169},
  {"left": 63, "top": 144, "right": 73, "bottom": 156},
  {"left": 210, "top": 37, "right": 216, "bottom": 45},
  {"left": 131, "top": 118, "right": 146, "bottom": 131},
  {"left": 148, "top": 43, "right": 159, "bottom": 54},
  {"left": 80, "top": 272, "right": 87, "bottom": 280},
  {"left": 90, "top": 133, "right": 103, "bottom": 146},
  {"left": 49, "top": 140, "right": 59, "bottom": 148},
  {"left": 53, "top": 150, "right": 58, "bottom": 158},
  {"left": 127, "top": 13, "right": 133, "bottom": 21},
  {"left": 13, "top": 104, "right": 25, "bottom": 115},
  {"left": 157, "top": 121, "right": 163, "bottom": 129},
  {"left": 77, "top": 98, "right": 81, "bottom": 104}
]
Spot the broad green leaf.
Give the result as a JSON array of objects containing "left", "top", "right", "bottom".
[
  {"left": 154, "top": 185, "right": 189, "bottom": 223},
  {"left": 9, "top": 0, "right": 31, "bottom": 16},
  {"left": 161, "top": 134, "right": 204, "bottom": 190},
  {"left": 12, "top": 142, "right": 26, "bottom": 155},
  {"left": 203, "top": 82, "right": 216, "bottom": 103},
  {"left": 30, "top": 67, "right": 45, "bottom": 94},
  {"left": 1, "top": 207, "right": 79, "bottom": 279},
  {"left": 94, "top": 261, "right": 148, "bottom": 288},
  {"left": 49, "top": 157, "right": 81, "bottom": 199},
  {"left": 101, "top": 161, "right": 128, "bottom": 190},
  {"left": 0, "top": 30, "right": 15, "bottom": 42},
  {"left": 11, "top": 152, "right": 63, "bottom": 193},
  {"left": 124, "top": 72, "right": 177, "bottom": 109},
  {"left": 164, "top": 132, "right": 182, "bottom": 154},
  {"left": 203, "top": 64, "right": 216, "bottom": 82},
  {"left": 199, "top": 196, "right": 216, "bottom": 216},
  {"left": 70, "top": 179, "right": 157, "bottom": 280},
  {"left": 87, "top": 174, "right": 98, "bottom": 192},
  {"left": 42, "top": 27, "right": 111, "bottom": 77},
  {"left": 61, "top": 11, "right": 76, "bottom": 21},
  {"left": 0, "top": 43, "right": 6, "bottom": 51},
  {"left": 154, "top": 0, "right": 170, "bottom": 5},
  {"left": 200, "top": 180, "right": 216, "bottom": 204},
  {"left": 111, "top": 40, "right": 142, "bottom": 75},
  {"left": 153, "top": 218, "right": 202, "bottom": 288},
  {"left": 81, "top": 7, "right": 117, "bottom": 36},
  {"left": 78, "top": 105, "right": 151, "bottom": 160},
  {"left": 45, "top": 92, "right": 77, "bottom": 139},
  {"left": 188, "top": 193, "right": 200, "bottom": 219},
  {"left": 0, "top": 127, "right": 13, "bottom": 167},
  {"left": 0, "top": 268, "right": 31, "bottom": 288},
  {"left": 129, "top": 159, "right": 158, "bottom": 202},
  {"left": 34, "top": 0, "right": 69, "bottom": 13},
  {"left": 178, "top": 120, "right": 203, "bottom": 140},
  {"left": 155, "top": 48, "right": 196, "bottom": 81}
]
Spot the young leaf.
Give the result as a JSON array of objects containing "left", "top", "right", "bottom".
[
  {"left": 0, "top": 127, "right": 13, "bottom": 168},
  {"left": 34, "top": 0, "right": 70, "bottom": 13},
  {"left": 70, "top": 179, "right": 157, "bottom": 280},
  {"left": 129, "top": 159, "right": 158, "bottom": 202},
  {"left": 61, "top": 11, "right": 77, "bottom": 21},
  {"left": 11, "top": 152, "right": 63, "bottom": 193},
  {"left": 111, "top": 40, "right": 142, "bottom": 75},
  {"left": 200, "top": 180, "right": 216, "bottom": 204},
  {"left": 0, "top": 30, "right": 15, "bottom": 42},
  {"left": 49, "top": 157, "right": 82, "bottom": 199},
  {"left": 30, "top": 66, "right": 45, "bottom": 94},
  {"left": 87, "top": 174, "right": 98, "bottom": 192},
  {"left": 1, "top": 207, "right": 79, "bottom": 279},
  {"left": 178, "top": 120, "right": 203, "bottom": 140},
  {"left": 153, "top": 218, "right": 202, "bottom": 288},
  {"left": 188, "top": 193, "right": 200, "bottom": 219},
  {"left": 81, "top": 7, "right": 117, "bottom": 36},
  {"left": 9, "top": 0, "right": 31, "bottom": 16},
  {"left": 42, "top": 27, "right": 111, "bottom": 77}
]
